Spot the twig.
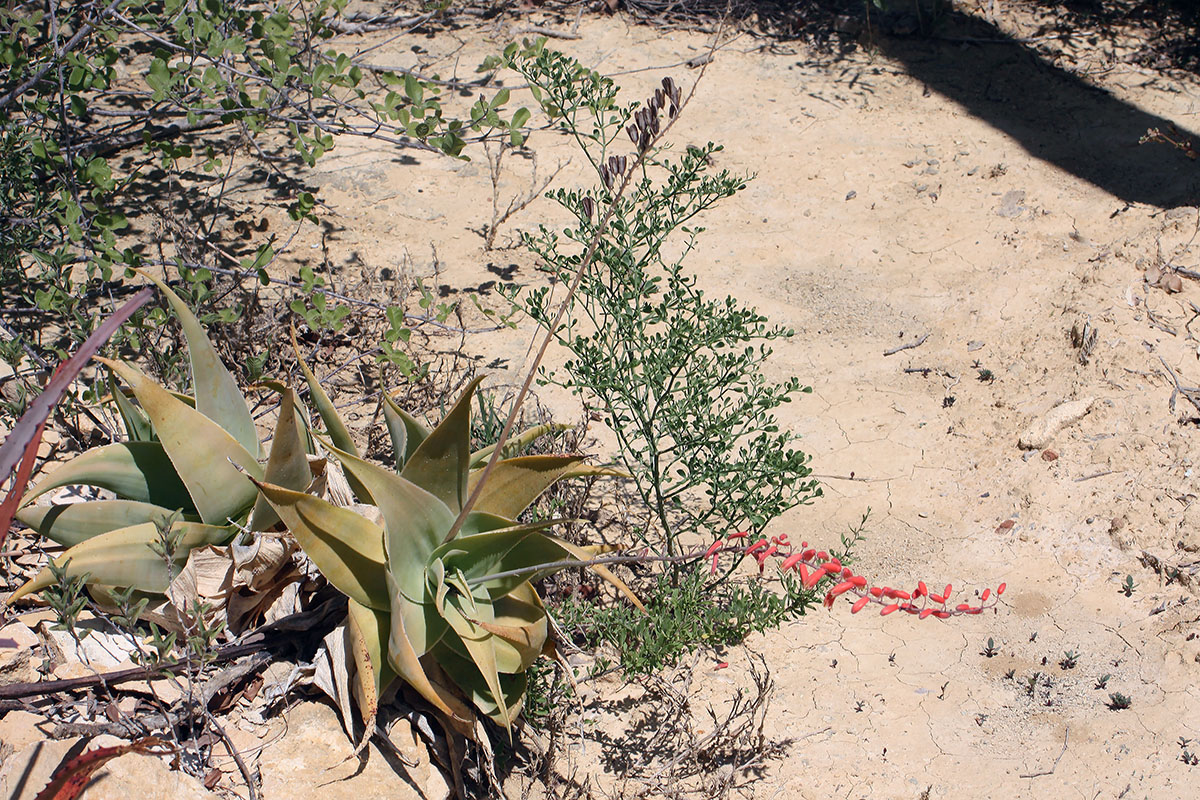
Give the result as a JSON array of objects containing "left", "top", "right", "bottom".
[
  {"left": 1020, "top": 726, "right": 1069, "bottom": 778},
  {"left": 1074, "top": 470, "right": 1116, "bottom": 482},
  {"left": 206, "top": 709, "right": 259, "bottom": 800},
  {"left": 513, "top": 25, "right": 581, "bottom": 40},
  {"left": 884, "top": 333, "right": 929, "bottom": 356},
  {"left": 1156, "top": 356, "right": 1200, "bottom": 415}
]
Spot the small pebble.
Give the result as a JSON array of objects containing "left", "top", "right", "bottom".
[{"left": 1042, "top": 449, "right": 1059, "bottom": 461}]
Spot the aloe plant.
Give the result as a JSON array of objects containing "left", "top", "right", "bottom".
[
  {"left": 255, "top": 369, "right": 642, "bottom": 736},
  {"left": 8, "top": 272, "right": 311, "bottom": 603}
]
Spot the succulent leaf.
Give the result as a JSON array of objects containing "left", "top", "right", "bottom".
[
  {"left": 439, "top": 582, "right": 511, "bottom": 730},
  {"left": 346, "top": 598, "right": 394, "bottom": 757},
  {"left": 136, "top": 269, "right": 260, "bottom": 458},
  {"left": 19, "top": 441, "right": 193, "bottom": 511},
  {"left": 432, "top": 640, "right": 526, "bottom": 730},
  {"left": 252, "top": 479, "right": 390, "bottom": 610},
  {"left": 466, "top": 455, "right": 626, "bottom": 519},
  {"left": 384, "top": 572, "right": 472, "bottom": 725},
  {"left": 382, "top": 389, "right": 429, "bottom": 471},
  {"left": 9, "top": 520, "right": 232, "bottom": 601},
  {"left": 468, "top": 422, "right": 572, "bottom": 468},
  {"left": 290, "top": 326, "right": 360, "bottom": 458},
  {"left": 249, "top": 387, "right": 312, "bottom": 531},
  {"left": 101, "top": 358, "right": 262, "bottom": 525},
  {"left": 16, "top": 499, "right": 185, "bottom": 547},
  {"left": 401, "top": 376, "right": 484, "bottom": 514},
  {"left": 107, "top": 373, "right": 153, "bottom": 442}
]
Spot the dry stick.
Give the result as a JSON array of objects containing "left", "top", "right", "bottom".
[
  {"left": 883, "top": 333, "right": 929, "bottom": 356},
  {"left": 441, "top": 38, "right": 720, "bottom": 545},
  {"left": 1156, "top": 355, "right": 1200, "bottom": 415},
  {"left": 206, "top": 709, "right": 259, "bottom": 800}
]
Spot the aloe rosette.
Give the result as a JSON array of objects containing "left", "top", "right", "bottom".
[
  {"left": 8, "top": 273, "right": 311, "bottom": 602},
  {"left": 255, "top": 372, "right": 642, "bottom": 734}
]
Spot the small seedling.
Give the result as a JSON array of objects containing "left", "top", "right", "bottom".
[
  {"left": 854, "top": 700, "right": 866, "bottom": 712},
  {"left": 1120, "top": 575, "right": 1136, "bottom": 597},
  {"left": 1025, "top": 672, "right": 1041, "bottom": 698},
  {"left": 1095, "top": 674, "right": 1112, "bottom": 689},
  {"left": 1108, "top": 692, "right": 1133, "bottom": 710},
  {"left": 1004, "top": 668, "right": 1016, "bottom": 679},
  {"left": 977, "top": 368, "right": 995, "bottom": 383},
  {"left": 1060, "top": 650, "right": 1080, "bottom": 670},
  {"left": 1182, "top": 751, "right": 1199, "bottom": 767},
  {"left": 1029, "top": 631, "right": 1038, "bottom": 642},
  {"left": 981, "top": 637, "right": 999, "bottom": 658}
]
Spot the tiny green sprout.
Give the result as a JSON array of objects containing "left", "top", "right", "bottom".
[
  {"left": 982, "top": 637, "right": 999, "bottom": 658},
  {"left": 977, "top": 368, "right": 995, "bottom": 383},
  {"left": 1108, "top": 692, "right": 1133, "bottom": 710},
  {"left": 1060, "top": 650, "right": 1080, "bottom": 670},
  {"left": 1120, "top": 575, "right": 1136, "bottom": 597},
  {"left": 1025, "top": 672, "right": 1041, "bottom": 697},
  {"left": 1095, "top": 674, "right": 1112, "bottom": 689},
  {"left": 1004, "top": 668, "right": 1016, "bottom": 679}
]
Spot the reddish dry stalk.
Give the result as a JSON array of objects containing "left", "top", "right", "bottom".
[{"left": 711, "top": 533, "right": 1004, "bottom": 618}]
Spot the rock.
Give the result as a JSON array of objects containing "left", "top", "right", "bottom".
[
  {"left": 0, "top": 735, "right": 214, "bottom": 800},
  {"left": 1041, "top": 449, "right": 1058, "bottom": 461},
  {"left": 996, "top": 190, "right": 1026, "bottom": 218},
  {"left": 258, "top": 700, "right": 450, "bottom": 800},
  {"left": 0, "top": 622, "right": 40, "bottom": 685},
  {"left": 1017, "top": 398, "right": 1095, "bottom": 450}
]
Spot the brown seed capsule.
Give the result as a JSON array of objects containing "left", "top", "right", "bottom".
[
  {"left": 582, "top": 196, "right": 595, "bottom": 221},
  {"left": 627, "top": 124, "right": 639, "bottom": 144}
]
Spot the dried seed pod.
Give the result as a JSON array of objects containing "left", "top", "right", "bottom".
[
  {"left": 581, "top": 196, "right": 595, "bottom": 221},
  {"left": 654, "top": 89, "right": 665, "bottom": 110},
  {"left": 627, "top": 124, "right": 639, "bottom": 144}
]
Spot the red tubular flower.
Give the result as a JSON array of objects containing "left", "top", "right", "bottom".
[
  {"left": 823, "top": 592, "right": 835, "bottom": 609},
  {"left": 800, "top": 548, "right": 816, "bottom": 561},
  {"left": 829, "top": 581, "right": 856, "bottom": 598},
  {"left": 870, "top": 587, "right": 883, "bottom": 597},
  {"left": 944, "top": 584, "right": 953, "bottom": 600},
  {"left": 881, "top": 603, "right": 899, "bottom": 615},
  {"left": 782, "top": 552, "right": 804, "bottom": 571},
  {"left": 728, "top": 531, "right": 749, "bottom": 539},
  {"left": 850, "top": 575, "right": 867, "bottom": 588},
  {"left": 842, "top": 567, "right": 854, "bottom": 580},
  {"left": 762, "top": 544, "right": 779, "bottom": 560},
  {"left": 711, "top": 553, "right": 720, "bottom": 575},
  {"left": 816, "top": 551, "right": 829, "bottom": 562},
  {"left": 775, "top": 533, "right": 790, "bottom": 545},
  {"left": 919, "top": 608, "right": 934, "bottom": 619},
  {"left": 821, "top": 561, "right": 841, "bottom": 574},
  {"left": 932, "top": 611, "right": 951, "bottom": 619},
  {"left": 917, "top": 580, "right": 928, "bottom": 597},
  {"left": 981, "top": 588, "right": 991, "bottom": 602},
  {"left": 798, "top": 564, "right": 810, "bottom": 583},
  {"left": 930, "top": 594, "right": 946, "bottom": 604},
  {"left": 746, "top": 538, "right": 769, "bottom": 556},
  {"left": 851, "top": 597, "right": 869, "bottom": 613},
  {"left": 997, "top": 582, "right": 1007, "bottom": 595},
  {"left": 704, "top": 540, "right": 723, "bottom": 558},
  {"left": 893, "top": 590, "right": 912, "bottom": 600},
  {"left": 803, "top": 567, "right": 827, "bottom": 588},
  {"left": 956, "top": 603, "right": 972, "bottom": 612}
]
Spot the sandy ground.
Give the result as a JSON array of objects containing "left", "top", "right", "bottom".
[{"left": 5, "top": 3, "right": 1200, "bottom": 799}]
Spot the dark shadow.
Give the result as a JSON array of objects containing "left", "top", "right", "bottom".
[{"left": 869, "top": 8, "right": 1199, "bottom": 207}]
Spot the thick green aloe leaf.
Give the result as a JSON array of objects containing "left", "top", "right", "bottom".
[
  {"left": 430, "top": 524, "right": 570, "bottom": 590},
  {"left": 136, "top": 269, "right": 260, "bottom": 458},
  {"left": 440, "top": 582, "right": 547, "bottom": 674},
  {"left": 346, "top": 598, "right": 395, "bottom": 756},
  {"left": 102, "top": 359, "right": 262, "bottom": 526},
  {"left": 467, "top": 456, "right": 627, "bottom": 520},
  {"left": 382, "top": 389, "right": 429, "bottom": 472},
  {"left": 432, "top": 640, "right": 526, "bottom": 730},
  {"left": 108, "top": 373, "right": 153, "bottom": 442},
  {"left": 19, "top": 441, "right": 193, "bottom": 511},
  {"left": 9, "top": 520, "right": 232, "bottom": 600},
  {"left": 249, "top": 387, "right": 312, "bottom": 531},
  {"left": 384, "top": 572, "right": 471, "bottom": 726},
  {"left": 325, "top": 444, "right": 452, "bottom": 600},
  {"left": 401, "top": 376, "right": 484, "bottom": 513},
  {"left": 391, "top": 575, "right": 448, "bottom": 657},
  {"left": 16, "top": 499, "right": 183, "bottom": 547},
  {"left": 468, "top": 422, "right": 571, "bottom": 468},
  {"left": 252, "top": 479, "right": 389, "bottom": 610},
  {"left": 439, "top": 585, "right": 511, "bottom": 730},
  {"left": 291, "top": 327, "right": 359, "bottom": 458}
]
